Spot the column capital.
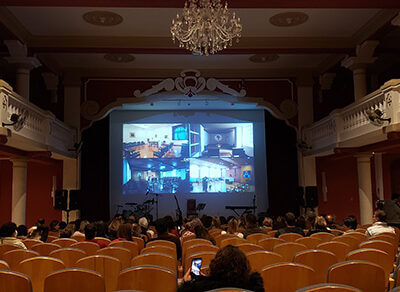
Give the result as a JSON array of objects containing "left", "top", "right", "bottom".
[
  {"left": 295, "top": 74, "right": 314, "bottom": 87},
  {"left": 10, "top": 158, "right": 28, "bottom": 168},
  {"left": 4, "top": 40, "right": 41, "bottom": 69},
  {"left": 341, "top": 56, "right": 377, "bottom": 71},
  {"left": 355, "top": 153, "right": 373, "bottom": 162}
]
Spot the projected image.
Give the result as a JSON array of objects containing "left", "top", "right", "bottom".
[{"left": 122, "top": 122, "right": 254, "bottom": 194}]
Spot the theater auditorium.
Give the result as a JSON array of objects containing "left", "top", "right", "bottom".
[{"left": 0, "top": 1, "right": 400, "bottom": 291}]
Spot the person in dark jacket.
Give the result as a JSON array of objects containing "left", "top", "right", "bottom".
[
  {"left": 275, "top": 212, "right": 305, "bottom": 237},
  {"left": 178, "top": 245, "right": 264, "bottom": 292}
]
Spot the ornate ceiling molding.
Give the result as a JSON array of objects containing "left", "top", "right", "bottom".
[{"left": 133, "top": 69, "right": 246, "bottom": 98}]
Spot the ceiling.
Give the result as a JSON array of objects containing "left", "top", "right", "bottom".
[{"left": 0, "top": 3, "right": 399, "bottom": 78}]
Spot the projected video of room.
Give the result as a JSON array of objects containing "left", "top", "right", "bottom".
[{"left": 122, "top": 122, "right": 255, "bottom": 194}]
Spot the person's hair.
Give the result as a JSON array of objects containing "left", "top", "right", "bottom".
[
  {"left": 17, "top": 225, "right": 28, "bottom": 237},
  {"left": 211, "top": 216, "right": 221, "bottom": 229},
  {"left": 163, "top": 216, "right": 175, "bottom": 231},
  {"left": 245, "top": 213, "right": 257, "bottom": 226},
  {"left": 295, "top": 216, "right": 306, "bottom": 229},
  {"left": 154, "top": 219, "right": 168, "bottom": 235},
  {"left": 117, "top": 223, "right": 133, "bottom": 241},
  {"left": 314, "top": 216, "right": 327, "bottom": 229},
  {"left": 37, "top": 218, "right": 45, "bottom": 225},
  {"left": 85, "top": 223, "right": 97, "bottom": 240},
  {"left": 138, "top": 217, "right": 149, "bottom": 229},
  {"left": 79, "top": 220, "right": 90, "bottom": 233},
  {"left": 49, "top": 220, "right": 59, "bottom": 232},
  {"left": 190, "top": 218, "right": 203, "bottom": 229},
  {"left": 375, "top": 210, "right": 387, "bottom": 222},
  {"left": 194, "top": 224, "right": 214, "bottom": 242},
  {"left": 209, "top": 245, "right": 251, "bottom": 283},
  {"left": 263, "top": 217, "right": 273, "bottom": 227},
  {"left": 285, "top": 212, "right": 296, "bottom": 226},
  {"left": 94, "top": 221, "right": 107, "bottom": 237},
  {"left": 132, "top": 223, "right": 142, "bottom": 236},
  {"left": 201, "top": 215, "right": 213, "bottom": 229},
  {"left": 306, "top": 211, "right": 316, "bottom": 222},
  {"left": 273, "top": 216, "right": 286, "bottom": 230},
  {"left": 30, "top": 225, "right": 49, "bottom": 242},
  {"left": 392, "top": 193, "right": 400, "bottom": 200},
  {"left": 343, "top": 216, "right": 357, "bottom": 230},
  {"left": 0, "top": 222, "right": 17, "bottom": 237},
  {"left": 60, "top": 229, "right": 72, "bottom": 238},
  {"left": 227, "top": 218, "right": 239, "bottom": 234},
  {"left": 58, "top": 221, "right": 67, "bottom": 230},
  {"left": 109, "top": 218, "right": 122, "bottom": 232},
  {"left": 219, "top": 216, "right": 227, "bottom": 225}
]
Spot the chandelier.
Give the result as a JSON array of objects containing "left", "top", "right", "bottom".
[{"left": 170, "top": 0, "right": 242, "bottom": 56}]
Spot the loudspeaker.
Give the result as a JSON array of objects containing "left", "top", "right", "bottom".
[
  {"left": 54, "top": 190, "right": 67, "bottom": 210},
  {"left": 296, "top": 186, "right": 305, "bottom": 207},
  {"left": 305, "top": 186, "right": 318, "bottom": 208},
  {"left": 69, "top": 190, "right": 81, "bottom": 210}
]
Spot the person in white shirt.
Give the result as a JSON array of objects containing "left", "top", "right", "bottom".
[
  {"left": 366, "top": 210, "right": 395, "bottom": 238},
  {"left": 0, "top": 222, "right": 27, "bottom": 249}
]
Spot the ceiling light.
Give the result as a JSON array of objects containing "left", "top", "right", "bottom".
[
  {"left": 249, "top": 54, "right": 280, "bottom": 63},
  {"left": 83, "top": 11, "right": 123, "bottom": 26},
  {"left": 170, "top": 0, "right": 242, "bottom": 56},
  {"left": 269, "top": 12, "right": 308, "bottom": 27},
  {"left": 104, "top": 53, "right": 135, "bottom": 63}
]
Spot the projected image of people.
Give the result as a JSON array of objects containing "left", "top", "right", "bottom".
[{"left": 122, "top": 122, "right": 254, "bottom": 194}]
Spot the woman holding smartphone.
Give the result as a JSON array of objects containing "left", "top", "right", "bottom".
[{"left": 178, "top": 245, "right": 264, "bottom": 292}]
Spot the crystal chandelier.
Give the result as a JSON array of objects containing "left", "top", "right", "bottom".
[{"left": 170, "top": 0, "right": 242, "bottom": 56}]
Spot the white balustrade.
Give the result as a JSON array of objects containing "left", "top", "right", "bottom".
[
  {"left": 0, "top": 80, "right": 77, "bottom": 157},
  {"left": 302, "top": 79, "right": 400, "bottom": 156}
]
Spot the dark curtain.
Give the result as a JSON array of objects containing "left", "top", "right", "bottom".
[
  {"left": 265, "top": 110, "right": 299, "bottom": 217},
  {"left": 80, "top": 116, "right": 110, "bottom": 221}
]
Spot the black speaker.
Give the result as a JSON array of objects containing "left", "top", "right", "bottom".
[
  {"left": 69, "top": 190, "right": 81, "bottom": 210},
  {"left": 54, "top": 190, "right": 67, "bottom": 210},
  {"left": 305, "top": 186, "right": 319, "bottom": 208},
  {"left": 296, "top": 186, "right": 305, "bottom": 207}
]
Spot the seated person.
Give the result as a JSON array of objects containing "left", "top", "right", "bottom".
[
  {"left": 221, "top": 218, "right": 244, "bottom": 238},
  {"left": 84, "top": 223, "right": 108, "bottom": 248},
  {"left": 0, "top": 222, "right": 27, "bottom": 249},
  {"left": 111, "top": 223, "right": 134, "bottom": 243},
  {"left": 343, "top": 215, "right": 358, "bottom": 234},
  {"left": 306, "top": 216, "right": 331, "bottom": 236},
  {"left": 243, "top": 214, "right": 266, "bottom": 238},
  {"left": 366, "top": 210, "right": 395, "bottom": 237},
  {"left": 178, "top": 245, "right": 264, "bottom": 292},
  {"left": 325, "top": 214, "right": 339, "bottom": 230},
  {"left": 150, "top": 218, "right": 181, "bottom": 260},
  {"left": 275, "top": 212, "right": 305, "bottom": 237},
  {"left": 194, "top": 225, "right": 216, "bottom": 245}
]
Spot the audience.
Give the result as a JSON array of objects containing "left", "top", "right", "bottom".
[
  {"left": 0, "top": 222, "right": 27, "bottom": 249},
  {"left": 194, "top": 224, "right": 216, "bottom": 245},
  {"left": 325, "top": 214, "right": 338, "bottom": 230},
  {"left": 221, "top": 218, "right": 244, "bottom": 238},
  {"left": 307, "top": 216, "right": 331, "bottom": 236},
  {"left": 366, "top": 210, "right": 395, "bottom": 237},
  {"left": 275, "top": 212, "right": 305, "bottom": 237},
  {"left": 243, "top": 214, "right": 267, "bottom": 238},
  {"left": 343, "top": 215, "right": 358, "bottom": 232},
  {"left": 111, "top": 223, "right": 133, "bottom": 243},
  {"left": 178, "top": 245, "right": 264, "bottom": 292}
]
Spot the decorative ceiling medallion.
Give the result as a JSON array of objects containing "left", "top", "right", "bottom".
[
  {"left": 104, "top": 54, "right": 135, "bottom": 63},
  {"left": 249, "top": 54, "right": 279, "bottom": 63},
  {"left": 83, "top": 11, "right": 123, "bottom": 26},
  {"left": 269, "top": 12, "right": 309, "bottom": 27}
]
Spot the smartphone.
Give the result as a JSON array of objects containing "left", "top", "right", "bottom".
[{"left": 190, "top": 257, "right": 202, "bottom": 277}]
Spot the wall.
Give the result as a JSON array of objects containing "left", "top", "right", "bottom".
[
  {"left": 0, "top": 160, "right": 12, "bottom": 223},
  {"left": 382, "top": 153, "right": 400, "bottom": 199},
  {"left": 26, "top": 161, "right": 63, "bottom": 227},
  {"left": 316, "top": 156, "right": 360, "bottom": 223}
]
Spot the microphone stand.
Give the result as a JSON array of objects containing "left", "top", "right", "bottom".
[{"left": 154, "top": 193, "right": 160, "bottom": 220}]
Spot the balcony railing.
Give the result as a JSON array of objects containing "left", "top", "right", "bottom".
[
  {"left": 302, "top": 79, "right": 400, "bottom": 156},
  {"left": 0, "top": 80, "right": 77, "bottom": 157}
]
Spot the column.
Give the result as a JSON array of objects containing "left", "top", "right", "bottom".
[
  {"left": 11, "top": 159, "right": 28, "bottom": 225},
  {"left": 341, "top": 40, "right": 379, "bottom": 101},
  {"left": 357, "top": 154, "right": 373, "bottom": 225},
  {"left": 4, "top": 40, "right": 41, "bottom": 100}
]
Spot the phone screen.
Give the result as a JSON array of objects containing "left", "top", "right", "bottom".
[{"left": 191, "top": 257, "right": 202, "bottom": 276}]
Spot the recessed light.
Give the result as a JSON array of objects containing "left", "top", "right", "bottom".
[
  {"left": 269, "top": 12, "right": 309, "bottom": 27},
  {"left": 249, "top": 54, "right": 279, "bottom": 63},
  {"left": 104, "top": 54, "right": 135, "bottom": 63},
  {"left": 83, "top": 11, "right": 123, "bottom": 26}
]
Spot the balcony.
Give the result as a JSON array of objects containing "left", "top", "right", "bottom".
[
  {"left": 0, "top": 80, "right": 77, "bottom": 157},
  {"left": 302, "top": 79, "right": 400, "bottom": 156}
]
